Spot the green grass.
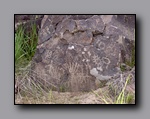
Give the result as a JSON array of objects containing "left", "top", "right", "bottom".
[
  {"left": 15, "top": 23, "right": 38, "bottom": 72},
  {"left": 115, "top": 75, "right": 131, "bottom": 104},
  {"left": 120, "top": 64, "right": 126, "bottom": 72},
  {"left": 15, "top": 26, "right": 26, "bottom": 64}
]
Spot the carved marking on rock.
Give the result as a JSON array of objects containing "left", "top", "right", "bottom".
[
  {"left": 63, "top": 62, "right": 80, "bottom": 74},
  {"left": 92, "top": 54, "right": 101, "bottom": 65},
  {"left": 87, "top": 51, "right": 91, "bottom": 57},
  {"left": 45, "top": 64, "right": 65, "bottom": 86},
  {"left": 102, "top": 57, "right": 110, "bottom": 64},
  {"left": 98, "top": 42, "right": 105, "bottom": 50},
  {"left": 102, "top": 57, "right": 111, "bottom": 69},
  {"left": 105, "top": 43, "right": 116, "bottom": 56}
]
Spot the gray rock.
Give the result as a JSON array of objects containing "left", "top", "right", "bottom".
[
  {"left": 31, "top": 15, "right": 135, "bottom": 92},
  {"left": 15, "top": 15, "right": 44, "bottom": 34}
]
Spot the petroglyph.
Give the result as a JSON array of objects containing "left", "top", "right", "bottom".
[
  {"left": 63, "top": 62, "right": 80, "bottom": 74},
  {"left": 45, "top": 64, "right": 64, "bottom": 81},
  {"left": 92, "top": 54, "right": 101, "bottom": 65},
  {"left": 97, "top": 42, "right": 105, "bottom": 50},
  {"left": 31, "top": 15, "right": 135, "bottom": 92},
  {"left": 87, "top": 51, "right": 91, "bottom": 57},
  {"left": 102, "top": 57, "right": 110, "bottom": 65},
  {"left": 102, "top": 57, "right": 111, "bottom": 69}
]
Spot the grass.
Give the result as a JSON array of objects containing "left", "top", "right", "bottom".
[
  {"left": 15, "top": 23, "right": 38, "bottom": 73},
  {"left": 15, "top": 69, "right": 135, "bottom": 104},
  {"left": 115, "top": 75, "right": 132, "bottom": 104},
  {"left": 92, "top": 74, "right": 135, "bottom": 104}
]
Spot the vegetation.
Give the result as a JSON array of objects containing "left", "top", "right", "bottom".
[
  {"left": 15, "top": 23, "right": 38, "bottom": 73},
  {"left": 15, "top": 71, "right": 135, "bottom": 104},
  {"left": 92, "top": 74, "right": 135, "bottom": 104}
]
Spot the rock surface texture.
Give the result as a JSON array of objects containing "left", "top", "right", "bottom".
[
  {"left": 15, "top": 15, "right": 44, "bottom": 33},
  {"left": 31, "top": 15, "right": 135, "bottom": 92}
]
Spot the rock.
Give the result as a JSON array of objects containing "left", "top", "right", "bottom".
[
  {"left": 15, "top": 15, "right": 44, "bottom": 33},
  {"left": 15, "top": 15, "right": 44, "bottom": 23},
  {"left": 31, "top": 15, "right": 135, "bottom": 92}
]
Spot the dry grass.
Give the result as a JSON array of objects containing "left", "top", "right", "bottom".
[
  {"left": 92, "top": 74, "right": 135, "bottom": 104},
  {"left": 15, "top": 67, "right": 135, "bottom": 104}
]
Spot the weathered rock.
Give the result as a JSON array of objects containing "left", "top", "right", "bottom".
[
  {"left": 15, "top": 15, "right": 44, "bottom": 33},
  {"left": 31, "top": 15, "right": 135, "bottom": 92},
  {"left": 15, "top": 15, "right": 44, "bottom": 23}
]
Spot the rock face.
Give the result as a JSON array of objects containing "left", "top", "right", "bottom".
[
  {"left": 15, "top": 15, "right": 44, "bottom": 33},
  {"left": 31, "top": 15, "right": 135, "bottom": 92}
]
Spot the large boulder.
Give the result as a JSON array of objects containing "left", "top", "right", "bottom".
[{"left": 31, "top": 15, "right": 135, "bottom": 92}]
